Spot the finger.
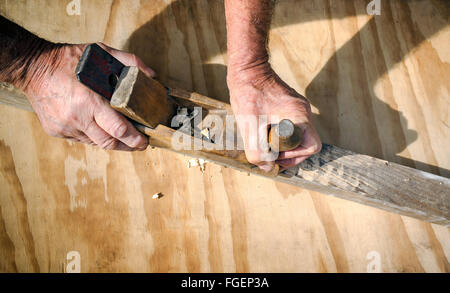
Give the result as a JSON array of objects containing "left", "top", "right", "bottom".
[
  {"left": 277, "top": 155, "right": 310, "bottom": 169},
  {"left": 244, "top": 148, "right": 276, "bottom": 172},
  {"left": 84, "top": 120, "right": 134, "bottom": 151},
  {"left": 93, "top": 103, "right": 148, "bottom": 150},
  {"left": 77, "top": 133, "right": 94, "bottom": 145},
  {"left": 113, "top": 141, "right": 138, "bottom": 151},
  {"left": 66, "top": 137, "right": 92, "bottom": 145},
  {"left": 277, "top": 127, "right": 321, "bottom": 160},
  {"left": 244, "top": 129, "right": 277, "bottom": 171},
  {"left": 277, "top": 145, "right": 319, "bottom": 159},
  {"left": 132, "top": 55, "right": 156, "bottom": 78},
  {"left": 243, "top": 147, "right": 276, "bottom": 172},
  {"left": 235, "top": 114, "right": 277, "bottom": 172},
  {"left": 60, "top": 129, "right": 93, "bottom": 145},
  {"left": 97, "top": 43, "right": 156, "bottom": 78},
  {"left": 257, "top": 161, "right": 276, "bottom": 172}
]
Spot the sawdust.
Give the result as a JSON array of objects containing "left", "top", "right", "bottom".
[{"left": 152, "top": 192, "right": 163, "bottom": 199}]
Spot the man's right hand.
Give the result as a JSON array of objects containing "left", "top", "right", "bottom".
[
  {"left": 25, "top": 43, "right": 155, "bottom": 151},
  {"left": 228, "top": 66, "right": 322, "bottom": 172}
]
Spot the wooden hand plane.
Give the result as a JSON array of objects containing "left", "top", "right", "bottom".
[{"left": 76, "top": 44, "right": 302, "bottom": 176}]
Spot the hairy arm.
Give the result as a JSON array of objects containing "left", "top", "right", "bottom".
[
  {"left": 0, "top": 15, "right": 152, "bottom": 151},
  {"left": 225, "top": 0, "right": 322, "bottom": 171},
  {"left": 0, "top": 16, "right": 65, "bottom": 93},
  {"left": 225, "top": 0, "right": 274, "bottom": 80}
]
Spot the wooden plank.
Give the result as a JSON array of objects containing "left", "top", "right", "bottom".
[
  {"left": 0, "top": 0, "right": 449, "bottom": 273},
  {"left": 281, "top": 145, "right": 450, "bottom": 226},
  {"left": 145, "top": 90, "right": 450, "bottom": 226},
  {"left": 2, "top": 83, "right": 448, "bottom": 226},
  {"left": 149, "top": 125, "right": 450, "bottom": 226},
  {"left": 0, "top": 82, "right": 33, "bottom": 112}
]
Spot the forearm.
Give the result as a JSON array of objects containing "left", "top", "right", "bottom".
[
  {"left": 0, "top": 15, "right": 65, "bottom": 95},
  {"left": 225, "top": 0, "right": 275, "bottom": 77}
]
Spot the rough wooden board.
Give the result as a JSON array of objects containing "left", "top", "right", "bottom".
[
  {"left": 142, "top": 89, "right": 450, "bottom": 225},
  {"left": 0, "top": 82, "right": 32, "bottom": 112},
  {"left": 4, "top": 84, "right": 448, "bottom": 225},
  {"left": 0, "top": 0, "right": 114, "bottom": 43},
  {"left": 281, "top": 145, "right": 450, "bottom": 226},
  {"left": 0, "top": 0, "right": 449, "bottom": 272}
]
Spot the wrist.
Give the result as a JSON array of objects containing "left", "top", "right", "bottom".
[
  {"left": 0, "top": 16, "right": 68, "bottom": 96},
  {"left": 227, "top": 65, "right": 311, "bottom": 111},
  {"left": 22, "top": 42, "right": 68, "bottom": 97},
  {"left": 227, "top": 60, "right": 275, "bottom": 89},
  {"left": 25, "top": 43, "right": 88, "bottom": 100}
]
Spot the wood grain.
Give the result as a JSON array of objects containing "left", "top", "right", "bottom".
[
  {"left": 0, "top": 82, "right": 32, "bottom": 112},
  {"left": 4, "top": 76, "right": 448, "bottom": 225},
  {"left": 0, "top": 0, "right": 449, "bottom": 272},
  {"left": 111, "top": 66, "right": 175, "bottom": 128}
]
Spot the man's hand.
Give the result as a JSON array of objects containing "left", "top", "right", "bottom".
[
  {"left": 0, "top": 16, "right": 153, "bottom": 151},
  {"left": 228, "top": 66, "right": 321, "bottom": 172},
  {"left": 225, "top": 0, "right": 321, "bottom": 172},
  {"left": 25, "top": 43, "right": 155, "bottom": 151}
]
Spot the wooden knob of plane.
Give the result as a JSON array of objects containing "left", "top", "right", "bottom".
[{"left": 268, "top": 119, "right": 303, "bottom": 153}]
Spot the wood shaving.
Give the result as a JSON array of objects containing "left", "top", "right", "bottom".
[{"left": 187, "top": 158, "right": 207, "bottom": 173}]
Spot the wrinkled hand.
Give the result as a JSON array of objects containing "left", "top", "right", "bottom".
[
  {"left": 25, "top": 43, "right": 155, "bottom": 151},
  {"left": 228, "top": 66, "right": 322, "bottom": 172}
]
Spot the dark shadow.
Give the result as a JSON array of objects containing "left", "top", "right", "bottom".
[{"left": 126, "top": 0, "right": 448, "bottom": 177}]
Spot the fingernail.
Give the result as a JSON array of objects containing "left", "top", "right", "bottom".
[
  {"left": 147, "top": 68, "right": 156, "bottom": 77},
  {"left": 135, "top": 136, "right": 148, "bottom": 149},
  {"left": 258, "top": 164, "right": 273, "bottom": 172}
]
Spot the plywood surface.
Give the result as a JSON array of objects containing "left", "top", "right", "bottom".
[{"left": 0, "top": 0, "right": 449, "bottom": 272}]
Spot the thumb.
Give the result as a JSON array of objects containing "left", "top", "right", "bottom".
[{"left": 97, "top": 43, "right": 156, "bottom": 78}]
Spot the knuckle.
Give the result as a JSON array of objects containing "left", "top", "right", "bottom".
[
  {"left": 132, "top": 54, "right": 140, "bottom": 66},
  {"left": 62, "top": 109, "right": 80, "bottom": 127},
  {"left": 67, "top": 109, "right": 78, "bottom": 121},
  {"left": 248, "top": 158, "right": 260, "bottom": 165},
  {"left": 292, "top": 98, "right": 311, "bottom": 114},
  {"left": 83, "top": 120, "right": 96, "bottom": 133},
  {"left": 258, "top": 163, "right": 275, "bottom": 172},
  {"left": 312, "top": 142, "right": 322, "bottom": 154},
  {"left": 99, "top": 137, "right": 118, "bottom": 150},
  {"left": 245, "top": 152, "right": 261, "bottom": 165},
  {"left": 110, "top": 122, "right": 128, "bottom": 138}
]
